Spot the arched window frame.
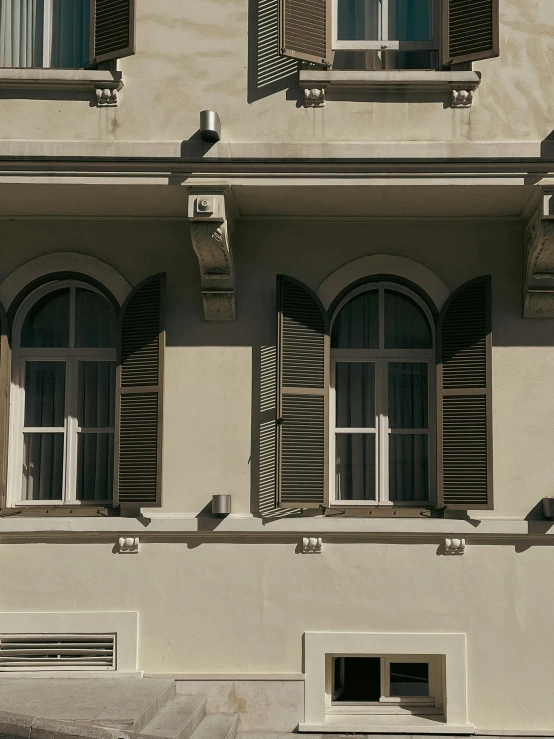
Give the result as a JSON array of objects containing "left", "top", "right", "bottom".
[
  {"left": 329, "top": 280, "right": 436, "bottom": 506},
  {"left": 8, "top": 279, "right": 118, "bottom": 507}
]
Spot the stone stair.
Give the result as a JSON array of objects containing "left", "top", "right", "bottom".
[{"left": 134, "top": 693, "right": 238, "bottom": 739}]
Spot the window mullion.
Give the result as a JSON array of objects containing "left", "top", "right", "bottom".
[
  {"left": 380, "top": 358, "right": 390, "bottom": 503},
  {"left": 381, "top": 0, "right": 389, "bottom": 42},
  {"left": 42, "top": 0, "right": 53, "bottom": 69},
  {"left": 64, "top": 357, "right": 78, "bottom": 503}
]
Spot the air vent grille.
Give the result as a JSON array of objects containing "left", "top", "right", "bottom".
[{"left": 0, "top": 633, "right": 115, "bottom": 671}]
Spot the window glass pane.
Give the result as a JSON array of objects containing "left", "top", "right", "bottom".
[
  {"left": 391, "top": 0, "right": 430, "bottom": 41},
  {"left": 389, "top": 434, "right": 428, "bottom": 501},
  {"left": 333, "top": 657, "right": 381, "bottom": 701},
  {"left": 0, "top": 0, "right": 45, "bottom": 68},
  {"left": 384, "top": 290, "right": 432, "bottom": 349},
  {"left": 21, "top": 289, "right": 70, "bottom": 348},
  {"left": 24, "top": 362, "right": 66, "bottom": 427},
  {"left": 332, "top": 290, "right": 379, "bottom": 348},
  {"left": 336, "top": 362, "right": 375, "bottom": 428},
  {"left": 76, "top": 433, "right": 114, "bottom": 501},
  {"left": 75, "top": 289, "right": 117, "bottom": 348},
  {"left": 50, "top": 0, "right": 90, "bottom": 69},
  {"left": 78, "top": 362, "right": 115, "bottom": 428},
  {"left": 390, "top": 662, "right": 429, "bottom": 696},
  {"left": 388, "top": 362, "right": 428, "bottom": 429},
  {"left": 336, "top": 433, "right": 376, "bottom": 500},
  {"left": 337, "top": 0, "right": 380, "bottom": 40},
  {"left": 22, "top": 433, "right": 64, "bottom": 500}
]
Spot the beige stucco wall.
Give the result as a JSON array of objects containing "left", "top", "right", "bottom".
[
  {"left": 0, "top": 0, "right": 553, "bottom": 145},
  {"left": 1, "top": 538, "right": 553, "bottom": 731}
]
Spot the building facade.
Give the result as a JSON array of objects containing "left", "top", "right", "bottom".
[{"left": 0, "top": 0, "right": 553, "bottom": 734}]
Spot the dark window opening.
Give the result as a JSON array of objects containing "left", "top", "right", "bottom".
[
  {"left": 390, "top": 662, "right": 429, "bottom": 696},
  {"left": 333, "top": 656, "right": 381, "bottom": 701}
]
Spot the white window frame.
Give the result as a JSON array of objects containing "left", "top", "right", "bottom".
[
  {"left": 8, "top": 280, "right": 117, "bottom": 507},
  {"left": 329, "top": 282, "right": 436, "bottom": 507},
  {"left": 332, "top": 0, "right": 439, "bottom": 52},
  {"left": 327, "top": 654, "right": 443, "bottom": 716}
]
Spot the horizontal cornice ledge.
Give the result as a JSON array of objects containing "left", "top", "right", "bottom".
[
  {"left": 0, "top": 515, "right": 552, "bottom": 541},
  {"left": 0, "top": 69, "right": 123, "bottom": 106}
]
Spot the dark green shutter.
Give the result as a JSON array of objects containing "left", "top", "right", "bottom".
[
  {"left": 279, "top": 0, "right": 333, "bottom": 67},
  {"left": 437, "top": 276, "right": 492, "bottom": 510},
  {"left": 115, "top": 275, "right": 165, "bottom": 508},
  {"left": 90, "top": 0, "right": 136, "bottom": 64},
  {"left": 441, "top": 0, "right": 499, "bottom": 66},
  {"left": 277, "top": 276, "right": 329, "bottom": 509},
  {"left": 0, "top": 304, "right": 9, "bottom": 511}
]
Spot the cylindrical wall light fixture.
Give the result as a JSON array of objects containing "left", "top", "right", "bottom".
[
  {"left": 212, "top": 494, "right": 231, "bottom": 516},
  {"left": 200, "top": 110, "right": 221, "bottom": 142}
]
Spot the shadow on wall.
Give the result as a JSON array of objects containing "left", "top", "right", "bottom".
[{"left": 247, "top": 0, "right": 299, "bottom": 103}]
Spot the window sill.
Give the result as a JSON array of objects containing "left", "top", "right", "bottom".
[
  {"left": 299, "top": 70, "right": 481, "bottom": 108},
  {"left": 0, "top": 69, "right": 123, "bottom": 106}
]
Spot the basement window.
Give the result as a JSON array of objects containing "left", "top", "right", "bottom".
[{"left": 329, "top": 655, "right": 441, "bottom": 715}]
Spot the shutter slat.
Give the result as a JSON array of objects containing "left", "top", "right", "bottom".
[
  {"left": 437, "top": 276, "right": 493, "bottom": 510},
  {"left": 441, "top": 0, "right": 499, "bottom": 66},
  {"left": 277, "top": 276, "right": 329, "bottom": 509},
  {"left": 115, "top": 275, "right": 164, "bottom": 508},
  {"left": 280, "top": 0, "right": 332, "bottom": 66},
  {"left": 91, "top": 0, "right": 136, "bottom": 64}
]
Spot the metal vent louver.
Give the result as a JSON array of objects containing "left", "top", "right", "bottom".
[{"left": 0, "top": 634, "right": 115, "bottom": 671}]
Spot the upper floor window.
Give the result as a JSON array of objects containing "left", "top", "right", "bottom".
[
  {"left": 334, "top": 0, "right": 437, "bottom": 69},
  {"left": 0, "top": 0, "right": 90, "bottom": 69},
  {"left": 330, "top": 283, "right": 434, "bottom": 504},
  {"left": 279, "top": 0, "right": 499, "bottom": 72},
  {"left": 10, "top": 281, "right": 117, "bottom": 504}
]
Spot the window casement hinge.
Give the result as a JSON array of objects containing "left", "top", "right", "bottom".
[{"left": 276, "top": 418, "right": 283, "bottom": 426}]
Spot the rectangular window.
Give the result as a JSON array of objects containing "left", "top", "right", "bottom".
[
  {"left": 0, "top": 0, "right": 90, "bottom": 69},
  {"left": 332, "top": 0, "right": 438, "bottom": 70},
  {"left": 329, "top": 655, "right": 440, "bottom": 715}
]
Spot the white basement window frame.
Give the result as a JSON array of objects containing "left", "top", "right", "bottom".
[
  {"left": 332, "top": 0, "right": 439, "bottom": 53},
  {"left": 327, "top": 654, "right": 443, "bottom": 715}
]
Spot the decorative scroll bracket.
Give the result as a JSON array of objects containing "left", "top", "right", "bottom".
[
  {"left": 118, "top": 536, "right": 140, "bottom": 554},
  {"left": 444, "top": 538, "right": 465, "bottom": 555},
  {"left": 302, "top": 536, "right": 323, "bottom": 554},
  {"left": 188, "top": 188, "right": 238, "bottom": 321},
  {"left": 449, "top": 85, "right": 478, "bottom": 108},
  {"left": 524, "top": 191, "right": 554, "bottom": 317},
  {"left": 303, "top": 86, "right": 328, "bottom": 108}
]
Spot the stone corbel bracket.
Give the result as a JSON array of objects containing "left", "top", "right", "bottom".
[
  {"left": 450, "top": 86, "right": 476, "bottom": 108},
  {"left": 93, "top": 80, "right": 123, "bottom": 107},
  {"left": 444, "top": 538, "right": 465, "bottom": 555},
  {"left": 118, "top": 536, "right": 140, "bottom": 554},
  {"left": 524, "top": 191, "right": 554, "bottom": 317},
  {"left": 188, "top": 188, "right": 238, "bottom": 321},
  {"left": 303, "top": 85, "right": 328, "bottom": 108},
  {"left": 302, "top": 536, "right": 323, "bottom": 554}
]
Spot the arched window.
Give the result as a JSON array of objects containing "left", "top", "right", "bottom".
[
  {"left": 330, "top": 282, "right": 435, "bottom": 504},
  {"left": 10, "top": 281, "right": 117, "bottom": 504}
]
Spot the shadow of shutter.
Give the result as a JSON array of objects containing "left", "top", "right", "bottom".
[
  {"left": 279, "top": 0, "right": 333, "bottom": 66},
  {"left": 0, "top": 303, "right": 9, "bottom": 511},
  {"left": 90, "top": 0, "right": 136, "bottom": 64},
  {"left": 277, "top": 275, "right": 329, "bottom": 509},
  {"left": 115, "top": 274, "right": 165, "bottom": 509},
  {"left": 441, "top": 0, "right": 499, "bottom": 66},
  {"left": 437, "top": 276, "right": 493, "bottom": 510}
]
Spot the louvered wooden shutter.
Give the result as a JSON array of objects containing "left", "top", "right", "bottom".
[
  {"left": 90, "top": 0, "right": 136, "bottom": 64},
  {"left": 279, "top": 0, "right": 333, "bottom": 67},
  {"left": 115, "top": 275, "right": 164, "bottom": 508},
  {"left": 0, "top": 304, "right": 9, "bottom": 511},
  {"left": 437, "top": 276, "right": 492, "bottom": 510},
  {"left": 441, "top": 0, "right": 499, "bottom": 66},
  {"left": 277, "top": 276, "right": 329, "bottom": 509}
]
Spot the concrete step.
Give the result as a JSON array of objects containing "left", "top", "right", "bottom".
[
  {"left": 140, "top": 695, "right": 207, "bottom": 739},
  {"left": 190, "top": 714, "right": 238, "bottom": 739}
]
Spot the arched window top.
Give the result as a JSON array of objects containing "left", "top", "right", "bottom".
[
  {"left": 331, "top": 283, "right": 433, "bottom": 351},
  {"left": 18, "top": 282, "right": 117, "bottom": 351}
]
